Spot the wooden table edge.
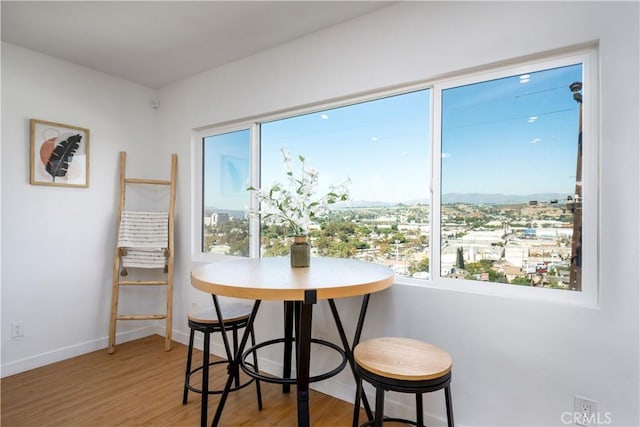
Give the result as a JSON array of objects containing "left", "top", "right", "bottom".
[{"left": 191, "top": 272, "right": 394, "bottom": 301}]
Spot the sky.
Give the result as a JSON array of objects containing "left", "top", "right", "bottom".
[
  {"left": 441, "top": 63, "right": 582, "bottom": 196},
  {"left": 261, "top": 89, "right": 431, "bottom": 204},
  {"left": 206, "top": 62, "right": 582, "bottom": 209}
]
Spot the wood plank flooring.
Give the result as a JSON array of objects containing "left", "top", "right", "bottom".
[{"left": 1, "top": 335, "right": 381, "bottom": 426}]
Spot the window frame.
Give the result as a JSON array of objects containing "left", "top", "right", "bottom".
[
  {"left": 191, "top": 46, "right": 599, "bottom": 307},
  {"left": 191, "top": 121, "right": 257, "bottom": 262},
  {"left": 429, "top": 49, "right": 599, "bottom": 306}
]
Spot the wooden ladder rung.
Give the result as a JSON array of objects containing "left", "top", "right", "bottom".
[
  {"left": 116, "top": 314, "right": 167, "bottom": 321},
  {"left": 124, "top": 178, "right": 172, "bottom": 185},
  {"left": 118, "top": 280, "right": 169, "bottom": 286}
]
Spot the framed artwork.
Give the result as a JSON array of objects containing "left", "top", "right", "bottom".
[{"left": 30, "top": 119, "right": 90, "bottom": 187}]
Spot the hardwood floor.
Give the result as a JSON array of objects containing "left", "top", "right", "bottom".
[{"left": 1, "top": 335, "right": 378, "bottom": 426}]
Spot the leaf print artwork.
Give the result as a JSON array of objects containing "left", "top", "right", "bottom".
[
  {"left": 30, "top": 119, "right": 90, "bottom": 187},
  {"left": 44, "top": 133, "right": 82, "bottom": 182}
]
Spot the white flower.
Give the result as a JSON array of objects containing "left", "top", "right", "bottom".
[{"left": 248, "top": 148, "right": 350, "bottom": 236}]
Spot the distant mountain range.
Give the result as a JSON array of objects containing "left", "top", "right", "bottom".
[
  {"left": 338, "top": 193, "right": 569, "bottom": 208},
  {"left": 206, "top": 193, "right": 569, "bottom": 214},
  {"left": 441, "top": 193, "right": 569, "bottom": 205}
]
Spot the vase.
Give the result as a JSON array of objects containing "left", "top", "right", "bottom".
[{"left": 290, "top": 235, "right": 310, "bottom": 268}]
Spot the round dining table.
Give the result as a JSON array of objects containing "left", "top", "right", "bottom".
[{"left": 191, "top": 256, "right": 394, "bottom": 427}]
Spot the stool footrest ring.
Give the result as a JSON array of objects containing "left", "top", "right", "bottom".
[
  {"left": 186, "top": 360, "right": 257, "bottom": 395},
  {"left": 359, "top": 417, "right": 421, "bottom": 427}
]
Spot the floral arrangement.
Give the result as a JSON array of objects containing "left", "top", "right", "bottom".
[{"left": 248, "top": 148, "right": 350, "bottom": 236}]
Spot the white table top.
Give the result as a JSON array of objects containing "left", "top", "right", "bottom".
[{"left": 191, "top": 256, "right": 394, "bottom": 301}]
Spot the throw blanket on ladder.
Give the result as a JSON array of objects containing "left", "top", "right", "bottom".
[{"left": 117, "top": 211, "right": 168, "bottom": 269}]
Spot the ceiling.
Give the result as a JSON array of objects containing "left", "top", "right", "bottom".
[{"left": 1, "top": 1, "right": 393, "bottom": 89}]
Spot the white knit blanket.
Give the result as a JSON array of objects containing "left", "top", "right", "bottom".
[{"left": 117, "top": 211, "right": 168, "bottom": 269}]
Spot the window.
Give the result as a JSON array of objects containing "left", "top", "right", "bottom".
[
  {"left": 437, "top": 63, "right": 585, "bottom": 291},
  {"left": 195, "top": 48, "right": 597, "bottom": 304},
  {"left": 260, "top": 90, "right": 431, "bottom": 276},
  {"left": 201, "top": 129, "right": 251, "bottom": 256}
]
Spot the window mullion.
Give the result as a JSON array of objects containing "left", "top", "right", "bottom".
[
  {"left": 249, "top": 122, "right": 261, "bottom": 259},
  {"left": 431, "top": 85, "right": 443, "bottom": 280}
]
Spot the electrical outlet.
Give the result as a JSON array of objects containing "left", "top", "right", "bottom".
[
  {"left": 574, "top": 396, "right": 597, "bottom": 426},
  {"left": 10, "top": 321, "right": 24, "bottom": 338}
]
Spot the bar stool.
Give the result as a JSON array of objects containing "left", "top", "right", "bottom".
[
  {"left": 182, "top": 299, "right": 262, "bottom": 427},
  {"left": 353, "top": 337, "right": 454, "bottom": 427}
]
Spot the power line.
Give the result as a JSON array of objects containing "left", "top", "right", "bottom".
[{"left": 442, "top": 107, "right": 577, "bottom": 131}]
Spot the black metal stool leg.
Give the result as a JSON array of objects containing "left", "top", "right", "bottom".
[
  {"left": 445, "top": 385, "right": 454, "bottom": 427},
  {"left": 374, "top": 387, "right": 384, "bottom": 427},
  {"left": 250, "top": 326, "right": 263, "bottom": 410},
  {"left": 201, "top": 330, "right": 210, "bottom": 427},
  {"left": 416, "top": 393, "right": 424, "bottom": 427},
  {"left": 232, "top": 327, "right": 240, "bottom": 387},
  {"left": 183, "top": 328, "right": 195, "bottom": 404},
  {"left": 352, "top": 375, "right": 363, "bottom": 427}
]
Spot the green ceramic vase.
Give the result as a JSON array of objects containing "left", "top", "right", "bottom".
[{"left": 290, "top": 235, "right": 310, "bottom": 268}]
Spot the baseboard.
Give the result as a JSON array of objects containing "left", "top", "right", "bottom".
[{"left": 1, "top": 326, "right": 155, "bottom": 378}]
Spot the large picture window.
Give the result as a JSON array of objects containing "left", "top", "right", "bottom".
[
  {"left": 438, "top": 63, "right": 584, "bottom": 291},
  {"left": 196, "top": 48, "right": 597, "bottom": 303}
]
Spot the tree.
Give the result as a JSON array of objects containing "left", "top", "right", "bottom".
[
  {"left": 326, "top": 241, "right": 357, "bottom": 258},
  {"left": 409, "top": 257, "right": 430, "bottom": 275},
  {"left": 456, "top": 247, "right": 465, "bottom": 269},
  {"left": 263, "top": 240, "right": 289, "bottom": 257},
  {"left": 228, "top": 237, "right": 250, "bottom": 257},
  {"left": 510, "top": 276, "right": 532, "bottom": 286},
  {"left": 392, "top": 232, "right": 406, "bottom": 243}
]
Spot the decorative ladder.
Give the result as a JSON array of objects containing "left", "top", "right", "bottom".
[{"left": 108, "top": 151, "right": 177, "bottom": 354}]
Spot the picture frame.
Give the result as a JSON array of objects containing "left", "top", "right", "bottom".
[{"left": 30, "top": 119, "right": 90, "bottom": 187}]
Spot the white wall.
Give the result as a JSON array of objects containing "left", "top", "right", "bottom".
[
  {"left": 157, "top": 2, "right": 638, "bottom": 426},
  {"left": 1, "top": 2, "right": 638, "bottom": 426},
  {"left": 0, "top": 43, "right": 163, "bottom": 374}
]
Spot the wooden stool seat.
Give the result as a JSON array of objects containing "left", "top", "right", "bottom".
[
  {"left": 183, "top": 299, "right": 262, "bottom": 427},
  {"left": 187, "top": 301, "right": 253, "bottom": 325},
  {"left": 354, "top": 337, "right": 452, "bottom": 381},
  {"left": 353, "top": 337, "right": 454, "bottom": 427}
]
